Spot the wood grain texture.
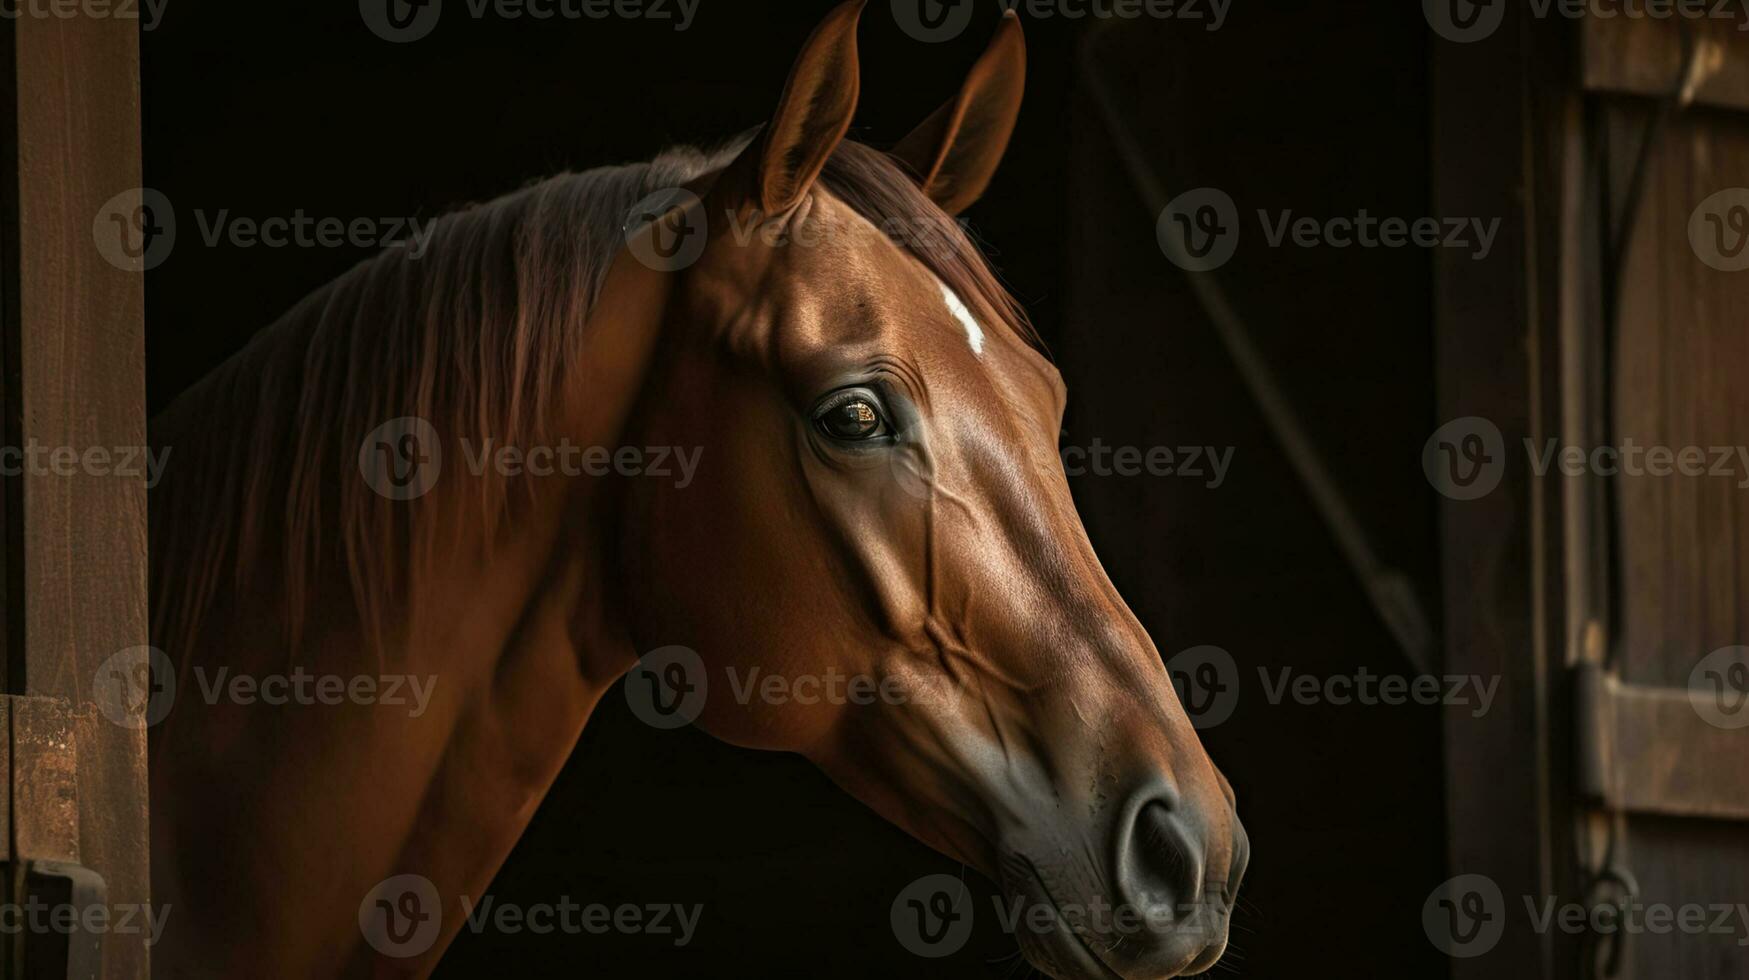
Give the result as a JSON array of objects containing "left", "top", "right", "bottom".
[
  {"left": 13, "top": 12, "right": 150, "bottom": 980},
  {"left": 1609, "top": 92, "right": 1749, "bottom": 980}
]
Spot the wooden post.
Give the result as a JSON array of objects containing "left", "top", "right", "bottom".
[{"left": 2, "top": 8, "right": 151, "bottom": 979}]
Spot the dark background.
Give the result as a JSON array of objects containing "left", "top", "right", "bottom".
[{"left": 144, "top": 1, "right": 1446, "bottom": 976}]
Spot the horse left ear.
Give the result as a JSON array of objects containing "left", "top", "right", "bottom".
[
  {"left": 750, "top": 0, "right": 865, "bottom": 216},
  {"left": 890, "top": 11, "right": 1026, "bottom": 215}
]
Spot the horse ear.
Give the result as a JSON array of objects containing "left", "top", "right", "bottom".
[
  {"left": 751, "top": 0, "right": 865, "bottom": 215},
  {"left": 890, "top": 11, "right": 1025, "bottom": 215}
]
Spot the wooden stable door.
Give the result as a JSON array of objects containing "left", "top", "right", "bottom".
[{"left": 1437, "top": 10, "right": 1749, "bottom": 980}]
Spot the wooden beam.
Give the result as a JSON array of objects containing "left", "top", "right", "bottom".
[{"left": 1577, "top": 666, "right": 1749, "bottom": 820}]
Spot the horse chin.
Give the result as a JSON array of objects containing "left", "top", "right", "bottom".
[
  {"left": 1012, "top": 915, "right": 1127, "bottom": 980},
  {"left": 998, "top": 848, "right": 1221, "bottom": 980},
  {"left": 995, "top": 851, "right": 1116, "bottom": 980}
]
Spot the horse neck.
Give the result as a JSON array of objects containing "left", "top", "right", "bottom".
[{"left": 149, "top": 246, "right": 678, "bottom": 977}]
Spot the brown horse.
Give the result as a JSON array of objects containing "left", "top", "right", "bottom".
[{"left": 145, "top": 3, "right": 1246, "bottom": 976}]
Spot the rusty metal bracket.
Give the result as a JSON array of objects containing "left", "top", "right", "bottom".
[
  {"left": 3, "top": 694, "right": 109, "bottom": 979},
  {"left": 12, "top": 860, "right": 107, "bottom": 980}
]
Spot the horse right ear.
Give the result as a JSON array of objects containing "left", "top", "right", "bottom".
[
  {"left": 889, "top": 11, "right": 1025, "bottom": 215},
  {"left": 742, "top": 0, "right": 865, "bottom": 216}
]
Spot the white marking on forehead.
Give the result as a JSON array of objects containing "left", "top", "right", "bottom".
[{"left": 936, "top": 278, "right": 986, "bottom": 356}]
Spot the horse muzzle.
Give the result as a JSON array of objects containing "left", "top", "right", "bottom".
[{"left": 1000, "top": 778, "right": 1248, "bottom": 980}]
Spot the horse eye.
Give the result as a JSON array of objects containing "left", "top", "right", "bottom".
[{"left": 815, "top": 394, "right": 889, "bottom": 441}]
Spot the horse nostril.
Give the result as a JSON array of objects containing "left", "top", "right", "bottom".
[
  {"left": 1123, "top": 800, "right": 1204, "bottom": 917},
  {"left": 1092, "top": 794, "right": 1238, "bottom": 978}
]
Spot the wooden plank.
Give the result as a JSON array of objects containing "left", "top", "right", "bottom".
[
  {"left": 12, "top": 11, "right": 150, "bottom": 980},
  {"left": 1583, "top": 14, "right": 1749, "bottom": 112},
  {"left": 1578, "top": 667, "right": 1749, "bottom": 819},
  {"left": 1433, "top": 8, "right": 1580, "bottom": 979},
  {"left": 1612, "top": 109, "right": 1749, "bottom": 682},
  {"left": 1604, "top": 72, "right": 1749, "bottom": 980}
]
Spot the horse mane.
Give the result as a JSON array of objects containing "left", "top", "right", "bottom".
[{"left": 149, "top": 136, "right": 1038, "bottom": 662}]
